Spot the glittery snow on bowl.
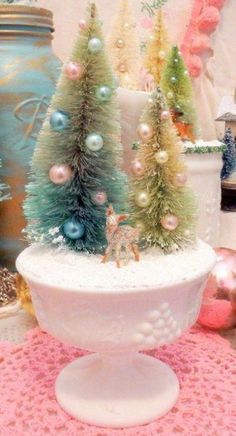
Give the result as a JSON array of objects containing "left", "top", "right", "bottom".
[{"left": 16, "top": 240, "right": 216, "bottom": 429}]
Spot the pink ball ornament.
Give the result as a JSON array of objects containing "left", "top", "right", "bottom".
[
  {"left": 65, "top": 62, "right": 84, "bottom": 80},
  {"left": 187, "top": 55, "right": 203, "bottom": 78},
  {"left": 161, "top": 110, "right": 170, "bottom": 121},
  {"left": 198, "top": 247, "right": 236, "bottom": 330},
  {"left": 79, "top": 19, "right": 87, "bottom": 30},
  {"left": 174, "top": 173, "right": 187, "bottom": 187},
  {"left": 207, "top": 0, "right": 225, "bottom": 9},
  {"left": 137, "top": 123, "right": 153, "bottom": 141},
  {"left": 198, "top": 7, "right": 220, "bottom": 32},
  {"left": 190, "top": 34, "right": 211, "bottom": 54},
  {"left": 131, "top": 159, "right": 144, "bottom": 176},
  {"left": 161, "top": 214, "right": 179, "bottom": 231},
  {"left": 93, "top": 191, "right": 107, "bottom": 206},
  {"left": 49, "top": 164, "right": 72, "bottom": 185}
]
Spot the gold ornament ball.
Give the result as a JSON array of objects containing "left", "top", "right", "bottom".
[
  {"left": 116, "top": 38, "right": 125, "bottom": 48},
  {"left": 155, "top": 150, "right": 169, "bottom": 164},
  {"left": 136, "top": 191, "right": 151, "bottom": 208},
  {"left": 158, "top": 50, "right": 166, "bottom": 60},
  {"left": 167, "top": 91, "right": 174, "bottom": 99},
  {"left": 137, "top": 123, "right": 153, "bottom": 141}
]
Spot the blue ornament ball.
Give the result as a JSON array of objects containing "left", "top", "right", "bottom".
[
  {"left": 96, "top": 85, "right": 112, "bottom": 102},
  {"left": 85, "top": 133, "right": 104, "bottom": 151},
  {"left": 50, "top": 110, "right": 70, "bottom": 132},
  {"left": 88, "top": 37, "right": 103, "bottom": 54},
  {"left": 63, "top": 218, "right": 85, "bottom": 240}
]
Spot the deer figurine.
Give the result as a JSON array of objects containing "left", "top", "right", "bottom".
[{"left": 102, "top": 205, "right": 140, "bottom": 268}]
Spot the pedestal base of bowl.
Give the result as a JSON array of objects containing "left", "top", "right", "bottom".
[{"left": 55, "top": 351, "right": 179, "bottom": 429}]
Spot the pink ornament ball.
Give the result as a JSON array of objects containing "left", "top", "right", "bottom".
[
  {"left": 49, "top": 164, "right": 72, "bottom": 185},
  {"left": 79, "top": 19, "right": 87, "bottom": 30},
  {"left": 174, "top": 173, "right": 187, "bottom": 187},
  {"left": 187, "top": 55, "right": 203, "bottom": 78},
  {"left": 137, "top": 123, "right": 153, "bottom": 141},
  {"left": 207, "top": 0, "right": 225, "bottom": 9},
  {"left": 131, "top": 159, "right": 144, "bottom": 176},
  {"left": 198, "top": 247, "right": 236, "bottom": 330},
  {"left": 198, "top": 7, "right": 220, "bottom": 32},
  {"left": 93, "top": 191, "right": 107, "bottom": 206},
  {"left": 161, "top": 110, "right": 170, "bottom": 121},
  {"left": 161, "top": 214, "right": 179, "bottom": 231},
  {"left": 190, "top": 34, "right": 211, "bottom": 54},
  {"left": 65, "top": 62, "right": 84, "bottom": 80}
]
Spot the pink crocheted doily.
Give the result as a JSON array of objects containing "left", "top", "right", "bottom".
[{"left": 0, "top": 326, "right": 235, "bottom": 436}]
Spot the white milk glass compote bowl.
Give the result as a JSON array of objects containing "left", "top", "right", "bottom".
[{"left": 16, "top": 240, "right": 216, "bottom": 428}]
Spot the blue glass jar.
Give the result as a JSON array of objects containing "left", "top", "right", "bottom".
[{"left": 0, "top": 5, "right": 61, "bottom": 269}]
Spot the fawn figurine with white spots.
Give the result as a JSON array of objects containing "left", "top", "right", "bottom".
[{"left": 102, "top": 205, "right": 140, "bottom": 268}]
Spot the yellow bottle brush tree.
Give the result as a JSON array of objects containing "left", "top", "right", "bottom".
[
  {"left": 145, "top": 8, "right": 171, "bottom": 85},
  {"left": 108, "top": 0, "right": 141, "bottom": 90},
  {"left": 130, "top": 86, "right": 196, "bottom": 252},
  {"left": 161, "top": 46, "right": 198, "bottom": 142}
]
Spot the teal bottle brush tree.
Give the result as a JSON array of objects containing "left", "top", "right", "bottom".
[
  {"left": 24, "top": 3, "right": 126, "bottom": 254},
  {"left": 130, "top": 86, "right": 196, "bottom": 253}
]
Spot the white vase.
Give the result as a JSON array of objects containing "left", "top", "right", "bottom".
[
  {"left": 118, "top": 88, "right": 223, "bottom": 247},
  {"left": 16, "top": 242, "right": 215, "bottom": 428}
]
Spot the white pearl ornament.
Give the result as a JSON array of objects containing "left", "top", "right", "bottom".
[
  {"left": 136, "top": 191, "right": 151, "bottom": 208},
  {"left": 155, "top": 150, "right": 169, "bottom": 164},
  {"left": 137, "top": 123, "right": 153, "bottom": 141}
]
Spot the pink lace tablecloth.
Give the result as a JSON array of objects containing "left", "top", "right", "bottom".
[{"left": 0, "top": 326, "right": 235, "bottom": 436}]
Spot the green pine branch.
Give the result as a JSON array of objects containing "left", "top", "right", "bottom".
[{"left": 141, "top": 0, "right": 168, "bottom": 17}]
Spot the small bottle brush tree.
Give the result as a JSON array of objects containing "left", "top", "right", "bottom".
[
  {"left": 145, "top": 8, "right": 171, "bottom": 84},
  {"left": 161, "top": 46, "right": 198, "bottom": 142},
  {"left": 0, "top": 159, "right": 11, "bottom": 202},
  {"left": 24, "top": 3, "right": 126, "bottom": 254},
  {"left": 108, "top": 0, "right": 141, "bottom": 90},
  {"left": 221, "top": 128, "right": 236, "bottom": 180},
  {"left": 130, "top": 86, "right": 196, "bottom": 252}
]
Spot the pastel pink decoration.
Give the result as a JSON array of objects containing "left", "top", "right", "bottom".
[
  {"left": 131, "top": 159, "right": 144, "bottom": 176},
  {"left": 187, "top": 55, "right": 203, "bottom": 78},
  {"left": 181, "top": 0, "right": 226, "bottom": 78},
  {"left": 0, "top": 326, "right": 235, "bottom": 434},
  {"left": 140, "top": 17, "right": 154, "bottom": 30},
  {"left": 79, "top": 19, "right": 87, "bottom": 30},
  {"left": 190, "top": 34, "right": 211, "bottom": 54},
  {"left": 198, "top": 247, "right": 236, "bottom": 330},
  {"left": 161, "top": 214, "right": 179, "bottom": 231},
  {"left": 174, "top": 173, "right": 187, "bottom": 187},
  {"left": 65, "top": 62, "right": 84, "bottom": 80},
  {"left": 207, "top": 0, "right": 225, "bottom": 9},
  {"left": 198, "top": 7, "right": 220, "bottom": 32},
  {"left": 49, "top": 164, "right": 72, "bottom": 185},
  {"left": 161, "top": 110, "right": 170, "bottom": 121},
  {"left": 93, "top": 191, "right": 107, "bottom": 206},
  {"left": 198, "top": 300, "right": 235, "bottom": 330},
  {"left": 137, "top": 122, "right": 153, "bottom": 141}
]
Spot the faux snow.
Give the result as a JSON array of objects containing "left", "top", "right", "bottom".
[{"left": 17, "top": 240, "right": 216, "bottom": 292}]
